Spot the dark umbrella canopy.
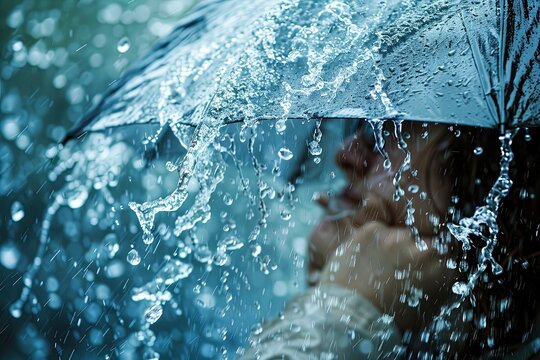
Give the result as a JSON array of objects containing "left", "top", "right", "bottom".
[{"left": 63, "top": 0, "right": 539, "bottom": 145}]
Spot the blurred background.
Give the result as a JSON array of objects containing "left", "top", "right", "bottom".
[{"left": 0, "top": 1, "right": 198, "bottom": 358}]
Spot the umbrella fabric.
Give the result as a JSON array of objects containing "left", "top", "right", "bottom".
[{"left": 63, "top": 0, "right": 539, "bottom": 144}]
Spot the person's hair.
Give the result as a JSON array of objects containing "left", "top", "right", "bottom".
[{"left": 441, "top": 126, "right": 540, "bottom": 357}]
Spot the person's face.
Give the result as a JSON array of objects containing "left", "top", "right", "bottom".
[{"left": 308, "top": 121, "right": 452, "bottom": 279}]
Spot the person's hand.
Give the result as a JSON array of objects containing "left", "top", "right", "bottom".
[{"left": 319, "top": 221, "right": 457, "bottom": 333}]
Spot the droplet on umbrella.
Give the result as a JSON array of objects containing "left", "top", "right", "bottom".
[
  {"left": 278, "top": 147, "right": 293, "bottom": 160},
  {"left": 127, "top": 249, "right": 141, "bottom": 266},
  {"left": 473, "top": 147, "right": 483, "bottom": 155},
  {"left": 117, "top": 37, "right": 130, "bottom": 53},
  {"left": 11, "top": 201, "right": 24, "bottom": 222}
]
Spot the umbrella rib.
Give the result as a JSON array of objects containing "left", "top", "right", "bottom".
[{"left": 459, "top": 9, "right": 500, "bottom": 128}]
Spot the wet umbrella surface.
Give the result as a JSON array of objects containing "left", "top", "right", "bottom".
[{"left": 2, "top": 0, "right": 539, "bottom": 359}]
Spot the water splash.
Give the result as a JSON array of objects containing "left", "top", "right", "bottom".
[
  {"left": 448, "top": 130, "right": 516, "bottom": 295},
  {"left": 429, "top": 130, "right": 516, "bottom": 350},
  {"left": 10, "top": 196, "right": 61, "bottom": 318},
  {"left": 129, "top": 121, "right": 222, "bottom": 245}
]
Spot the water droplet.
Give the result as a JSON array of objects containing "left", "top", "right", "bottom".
[
  {"left": 251, "top": 323, "right": 263, "bottom": 335},
  {"left": 127, "top": 249, "right": 141, "bottom": 266},
  {"left": 194, "top": 246, "right": 212, "bottom": 263},
  {"left": 251, "top": 244, "right": 261, "bottom": 257},
  {"left": 308, "top": 140, "right": 322, "bottom": 156},
  {"left": 0, "top": 243, "right": 20, "bottom": 269},
  {"left": 222, "top": 193, "right": 233, "bottom": 205},
  {"left": 278, "top": 147, "right": 293, "bottom": 160},
  {"left": 64, "top": 186, "right": 89, "bottom": 209},
  {"left": 144, "top": 303, "right": 163, "bottom": 324},
  {"left": 165, "top": 161, "right": 177, "bottom": 172},
  {"left": 407, "top": 185, "right": 419, "bottom": 194},
  {"left": 117, "top": 37, "right": 130, "bottom": 53},
  {"left": 212, "top": 252, "right": 229, "bottom": 266},
  {"left": 9, "top": 302, "right": 22, "bottom": 318},
  {"left": 524, "top": 134, "right": 532, "bottom": 142},
  {"left": 473, "top": 147, "right": 483, "bottom": 155},
  {"left": 275, "top": 119, "right": 287, "bottom": 133},
  {"left": 11, "top": 201, "right": 24, "bottom": 222},
  {"left": 452, "top": 281, "right": 469, "bottom": 296},
  {"left": 280, "top": 209, "right": 291, "bottom": 221},
  {"left": 142, "top": 232, "right": 154, "bottom": 245},
  {"left": 218, "top": 236, "right": 244, "bottom": 251}
]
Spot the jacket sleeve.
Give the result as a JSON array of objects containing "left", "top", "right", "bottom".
[{"left": 238, "top": 284, "right": 403, "bottom": 359}]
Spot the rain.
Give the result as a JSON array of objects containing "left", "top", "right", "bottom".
[{"left": 1, "top": 0, "right": 540, "bottom": 359}]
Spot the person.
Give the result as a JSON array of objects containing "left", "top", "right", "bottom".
[{"left": 238, "top": 121, "right": 540, "bottom": 359}]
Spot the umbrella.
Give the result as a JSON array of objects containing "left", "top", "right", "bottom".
[
  {"left": 59, "top": 0, "right": 540, "bottom": 284},
  {"left": 62, "top": 0, "right": 539, "bottom": 144}
]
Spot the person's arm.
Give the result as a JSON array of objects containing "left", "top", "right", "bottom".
[{"left": 238, "top": 283, "right": 402, "bottom": 359}]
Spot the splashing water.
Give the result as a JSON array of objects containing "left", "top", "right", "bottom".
[
  {"left": 428, "top": 130, "right": 516, "bottom": 350},
  {"left": 448, "top": 130, "right": 516, "bottom": 295}
]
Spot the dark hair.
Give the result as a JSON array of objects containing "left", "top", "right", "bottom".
[{"left": 443, "top": 126, "right": 540, "bottom": 357}]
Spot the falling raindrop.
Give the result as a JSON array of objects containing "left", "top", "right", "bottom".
[
  {"left": 117, "top": 37, "right": 130, "bottom": 53},
  {"left": 473, "top": 147, "right": 483, "bottom": 155},
  {"left": 251, "top": 244, "right": 261, "bottom": 257},
  {"left": 11, "top": 201, "right": 24, "bottom": 222},
  {"left": 251, "top": 323, "right": 263, "bottom": 335},
  {"left": 222, "top": 193, "right": 233, "bottom": 205},
  {"left": 144, "top": 303, "right": 163, "bottom": 325},
  {"left": 308, "top": 140, "right": 322, "bottom": 156},
  {"left": 278, "top": 147, "right": 293, "bottom": 160},
  {"left": 194, "top": 246, "right": 212, "bottom": 263},
  {"left": 142, "top": 232, "right": 154, "bottom": 245},
  {"left": 127, "top": 249, "right": 141, "bottom": 266},
  {"left": 165, "top": 161, "right": 178, "bottom": 172},
  {"left": 280, "top": 209, "right": 291, "bottom": 221}
]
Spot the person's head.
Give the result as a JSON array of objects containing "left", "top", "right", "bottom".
[
  {"left": 309, "top": 121, "right": 452, "bottom": 276},
  {"left": 309, "top": 120, "right": 540, "bottom": 355}
]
